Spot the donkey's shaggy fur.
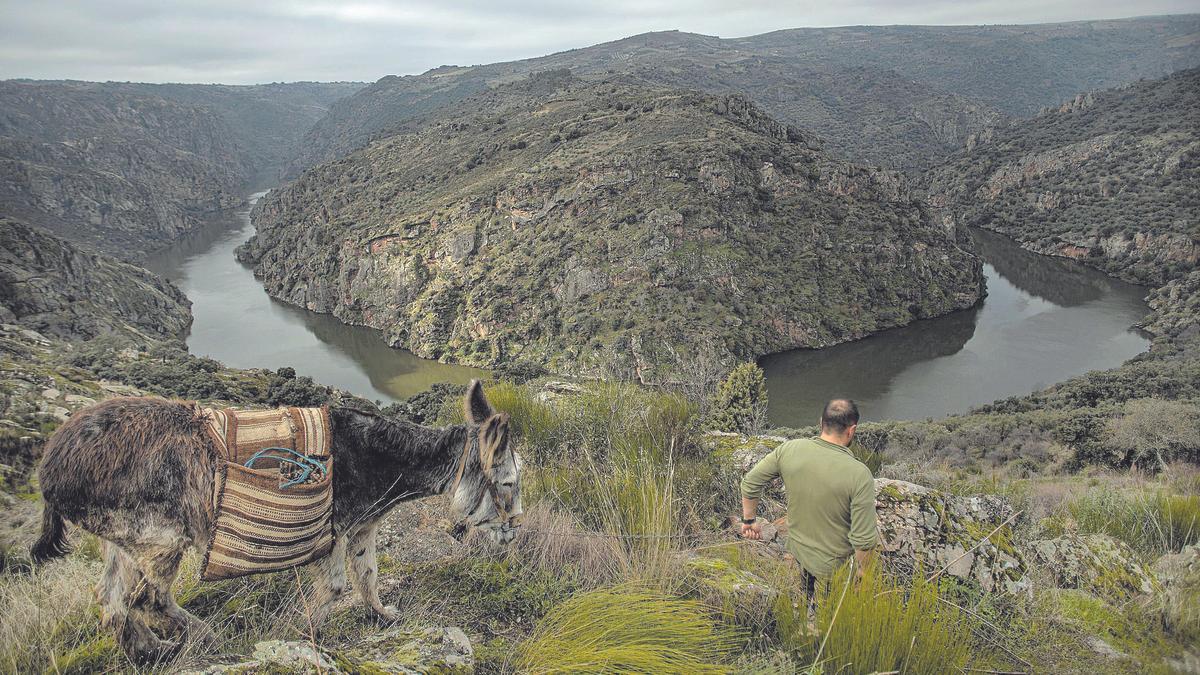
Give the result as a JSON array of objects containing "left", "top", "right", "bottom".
[{"left": 32, "top": 381, "right": 521, "bottom": 662}]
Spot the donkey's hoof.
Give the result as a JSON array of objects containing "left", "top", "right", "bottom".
[{"left": 372, "top": 605, "right": 403, "bottom": 624}]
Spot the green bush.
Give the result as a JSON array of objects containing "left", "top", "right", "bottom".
[
  {"left": 514, "top": 585, "right": 740, "bottom": 674},
  {"left": 704, "top": 363, "right": 768, "bottom": 435},
  {"left": 1103, "top": 398, "right": 1200, "bottom": 469}
]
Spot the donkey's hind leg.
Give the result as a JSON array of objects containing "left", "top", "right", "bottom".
[
  {"left": 308, "top": 534, "right": 348, "bottom": 628},
  {"left": 129, "top": 541, "right": 216, "bottom": 646},
  {"left": 349, "top": 523, "right": 399, "bottom": 623},
  {"left": 96, "top": 541, "right": 176, "bottom": 663}
]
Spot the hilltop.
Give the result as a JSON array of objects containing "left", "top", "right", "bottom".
[
  {"left": 286, "top": 15, "right": 1200, "bottom": 175},
  {"left": 923, "top": 68, "right": 1200, "bottom": 285},
  {"left": 243, "top": 76, "right": 982, "bottom": 378}
]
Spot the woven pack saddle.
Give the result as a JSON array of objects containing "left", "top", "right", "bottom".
[{"left": 199, "top": 405, "right": 334, "bottom": 581}]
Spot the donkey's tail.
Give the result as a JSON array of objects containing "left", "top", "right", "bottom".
[{"left": 31, "top": 503, "right": 71, "bottom": 563}]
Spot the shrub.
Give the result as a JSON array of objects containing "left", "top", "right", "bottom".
[
  {"left": 514, "top": 585, "right": 740, "bottom": 674},
  {"left": 704, "top": 363, "right": 768, "bottom": 435},
  {"left": 1103, "top": 398, "right": 1200, "bottom": 469}
]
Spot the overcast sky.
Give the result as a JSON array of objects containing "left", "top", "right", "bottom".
[{"left": 1, "top": 1, "right": 1195, "bottom": 84}]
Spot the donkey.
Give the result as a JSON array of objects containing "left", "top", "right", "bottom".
[{"left": 31, "top": 380, "right": 522, "bottom": 661}]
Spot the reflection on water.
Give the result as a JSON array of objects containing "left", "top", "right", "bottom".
[
  {"left": 760, "top": 228, "right": 1151, "bottom": 425},
  {"left": 148, "top": 196, "right": 1152, "bottom": 423},
  {"left": 144, "top": 192, "right": 486, "bottom": 404}
]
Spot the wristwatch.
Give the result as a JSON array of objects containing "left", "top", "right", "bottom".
[{"left": 741, "top": 517, "right": 757, "bottom": 525}]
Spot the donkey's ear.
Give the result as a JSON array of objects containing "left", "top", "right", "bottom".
[
  {"left": 463, "top": 379, "right": 494, "bottom": 424},
  {"left": 479, "top": 412, "right": 511, "bottom": 473}
]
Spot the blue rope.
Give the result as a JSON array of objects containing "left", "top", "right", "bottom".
[{"left": 244, "top": 447, "right": 327, "bottom": 489}]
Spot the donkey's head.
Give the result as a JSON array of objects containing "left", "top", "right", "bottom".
[{"left": 449, "top": 380, "right": 523, "bottom": 545}]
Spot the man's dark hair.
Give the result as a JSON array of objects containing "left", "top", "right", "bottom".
[{"left": 821, "top": 399, "right": 859, "bottom": 433}]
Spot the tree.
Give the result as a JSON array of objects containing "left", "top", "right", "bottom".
[{"left": 704, "top": 362, "right": 768, "bottom": 435}]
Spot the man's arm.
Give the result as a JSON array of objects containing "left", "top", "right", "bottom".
[
  {"left": 848, "top": 469, "right": 879, "bottom": 576},
  {"left": 739, "top": 447, "right": 782, "bottom": 539}
]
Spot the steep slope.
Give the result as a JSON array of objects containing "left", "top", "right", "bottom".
[
  {"left": 243, "top": 78, "right": 982, "bottom": 379},
  {"left": 0, "top": 80, "right": 364, "bottom": 259},
  {"left": 105, "top": 81, "right": 364, "bottom": 185},
  {"left": 286, "top": 15, "right": 1199, "bottom": 175},
  {"left": 0, "top": 215, "right": 190, "bottom": 341},
  {"left": 0, "top": 80, "right": 248, "bottom": 259},
  {"left": 923, "top": 68, "right": 1200, "bottom": 285}
]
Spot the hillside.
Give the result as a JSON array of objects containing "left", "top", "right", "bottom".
[
  {"left": 923, "top": 68, "right": 1200, "bottom": 285},
  {"left": 243, "top": 76, "right": 982, "bottom": 379},
  {"left": 286, "top": 15, "right": 1200, "bottom": 175},
  {"left": 0, "top": 215, "right": 190, "bottom": 341},
  {"left": 0, "top": 80, "right": 362, "bottom": 259},
  {"left": 104, "top": 81, "right": 364, "bottom": 185}
]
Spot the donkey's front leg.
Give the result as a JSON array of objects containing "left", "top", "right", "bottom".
[
  {"left": 308, "top": 535, "right": 348, "bottom": 628},
  {"left": 349, "top": 523, "right": 399, "bottom": 623}
]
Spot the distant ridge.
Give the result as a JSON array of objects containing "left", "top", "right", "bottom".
[{"left": 286, "top": 14, "right": 1200, "bottom": 176}]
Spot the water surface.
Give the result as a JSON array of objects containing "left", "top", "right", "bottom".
[
  {"left": 759, "top": 228, "right": 1150, "bottom": 425},
  {"left": 148, "top": 198, "right": 1150, "bottom": 423},
  {"left": 144, "top": 193, "right": 486, "bottom": 403}
]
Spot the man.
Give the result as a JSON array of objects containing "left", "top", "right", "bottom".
[{"left": 740, "top": 398, "right": 878, "bottom": 596}]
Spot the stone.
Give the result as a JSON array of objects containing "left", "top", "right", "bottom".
[
  {"left": 182, "top": 639, "right": 339, "bottom": 673},
  {"left": 338, "top": 626, "right": 474, "bottom": 674},
  {"left": 41, "top": 388, "right": 61, "bottom": 400},
  {"left": 181, "top": 626, "right": 473, "bottom": 674},
  {"left": 1029, "top": 534, "right": 1157, "bottom": 599},
  {"left": 685, "top": 554, "right": 777, "bottom": 621},
  {"left": 874, "top": 479, "right": 1028, "bottom": 595},
  {"left": 63, "top": 394, "right": 96, "bottom": 406},
  {"left": 1152, "top": 544, "right": 1200, "bottom": 588}
]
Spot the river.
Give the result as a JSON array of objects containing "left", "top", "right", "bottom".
[{"left": 147, "top": 193, "right": 1150, "bottom": 424}]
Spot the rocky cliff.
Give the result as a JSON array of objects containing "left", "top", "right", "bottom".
[
  {"left": 244, "top": 78, "right": 982, "bottom": 378},
  {"left": 923, "top": 68, "right": 1200, "bottom": 285},
  {"left": 287, "top": 15, "right": 1200, "bottom": 176},
  {"left": 0, "top": 215, "right": 190, "bottom": 341},
  {"left": 0, "top": 80, "right": 248, "bottom": 259},
  {"left": 0, "top": 80, "right": 363, "bottom": 259}
]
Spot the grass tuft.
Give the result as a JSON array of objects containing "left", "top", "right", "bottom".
[{"left": 514, "top": 585, "right": 741, "bottom": 674}]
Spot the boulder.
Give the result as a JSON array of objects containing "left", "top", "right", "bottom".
[
  {"left": 684, "top": 554, "right": 777, "bottom": 622},
  {"left": 1029, "top": 534, "right": 1157, "bottom": 599},
  {"left": 721, "top": 436, "right": 1029, "bottom": 593},
  {"left": 181, "top": 626, "right": 473, "bottom": 674},
  {"left": 874, "top": 479, "right": 1028, "bottom": 595}
]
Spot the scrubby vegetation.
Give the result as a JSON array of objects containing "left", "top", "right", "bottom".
[{"left": 924, "top": 69, "right": 1200, "bottom": 286}]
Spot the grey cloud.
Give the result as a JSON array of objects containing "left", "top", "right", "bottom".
[{"left": 0, "top": 0, "right": 1195, "bottom": 83}]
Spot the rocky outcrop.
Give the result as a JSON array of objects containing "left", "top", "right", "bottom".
[
  {"left": 1141, "top": 271, "right": 1200, "bottom": 340},
  {"left": 873, "top": 479, "right": 1028, "bottom": 594},
  {"left": 714, "top": 437, "right": 1030, "bottom": 594},
  {"left": 923, "top": 68, "right": 1200, "bottom": 285},
  {"left": 0, "top": 216, "right": 190, "bottom": 341},
  {"left": 246, "top": 78, "right": 982, "bottom": 379},
  {"left": 1029, "top": 534, "right": 1157, "bottom": 599},
  {"left": 182, "top": 627, "right": 474, "bottom": 674}
]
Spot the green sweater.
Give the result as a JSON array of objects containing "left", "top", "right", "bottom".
[{"left": 740, "top": 437, "right": 879, "bottom": 579}]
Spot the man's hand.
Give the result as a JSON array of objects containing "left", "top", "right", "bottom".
[{"left": 740, "top": 520, "right": 762, "bottom": 540}]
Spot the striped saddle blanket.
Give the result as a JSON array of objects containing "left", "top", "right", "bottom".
[{"left": 199, "top": 405, "right": 334, "bottom": 581}]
